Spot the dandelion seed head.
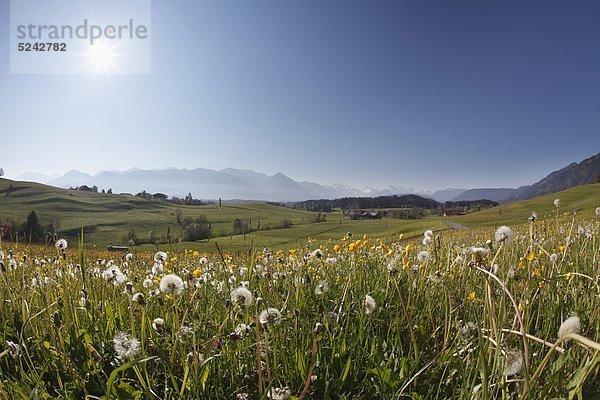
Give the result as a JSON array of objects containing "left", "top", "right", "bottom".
[
  {"left": 154, "top": 251, "right": 167, "bottom": 263},
  {"left": 550, "top": 253, "right": 558, "bottom": 263},
  {"left": 504, "top": 349, "right": 523, "bottom": 376},
  {"left": 132, "top": 292, "right": 145, "bottom": 305},
  {"left": 364, "top": 295, "right": 377, "bottom": 315},
  {"left": 259, "top": 308, "right": 282, "bottom": 327},
  {"left": 152, "top": 318, "right": 164, "bottom": 331},
  {"left": 417, "top": 251, "right": 430, "bottom": 264},
  {"left": 529, "top": 211, "right": 537, "bottom": 222},
  {"left": 159, "top": 274, "right": 185, "bottom": 296},
  {"left": 113, "top": 332, "right": 141, "bottom": 361},
  {"left": 495, "top": 226, "right": 514, "bottom": 244},
  {"left": 230, "top": 287, "right": 254, "bottom": 306},
  {"left": 6, "top": 340, "right": 21, "bottom": 359},
  {"left": 267, "top": 387, "right": 291, "bottom": 400},
  {"left": 470, "top": 247, "right": 489, "bottom": 261},
  {"left": 55, "top": 239, "right": 68, "bottom": 250},
  {"left": 314, "top": 281, "right": 329, "bottom": 296},
  {"left": 558, "top": 315, "right": 581, "bottom": 339},
  {"left": 554, "top": 198, "right": 561, "bottom": 207}
]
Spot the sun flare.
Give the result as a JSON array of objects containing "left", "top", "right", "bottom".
[{"left": 85, "top": 41, "right": 119, "bottom": 73}]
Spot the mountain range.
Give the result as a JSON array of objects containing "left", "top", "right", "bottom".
[
  {"left": 13, "top": 152, "right": 599, "bottom": 203},
  {"left": 16, "top": 168, "right": 461, "bottom": 202},
  {"left": 453, "top": 152, "right": 600, "bottom": 202}
]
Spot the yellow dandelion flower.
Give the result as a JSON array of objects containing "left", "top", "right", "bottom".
[
  {"left": 193, "top": 269, "right": 201, "bottom": 278},
  {"left": 193, "top": 250, "right": 199, "bottom": 257},
  {"left": 349, "top": 243, "right": 357, "bottom": 252},
  {"left": 333, "top": 244, "right": 341, "bottom": 253},
  {"left": 527, "top": 252, "right": 535, "bottom": 261},
  {"left": 565, "top": 272, "right": 573, "bottom": 281},
  {"left": 467, "top": 291, "right": 476, "bottom": 302}
]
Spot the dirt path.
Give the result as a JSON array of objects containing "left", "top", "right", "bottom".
[{"left": 445, "top": 220, "right": 471, "bottom": 230}]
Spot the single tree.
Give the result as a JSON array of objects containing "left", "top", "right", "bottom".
[{"left": 24, "top": 211, "right": 43, "bottom": 243}]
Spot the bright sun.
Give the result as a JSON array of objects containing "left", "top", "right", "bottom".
[{"left": 86, "top": 41, "right": 119, "bottom": 73}]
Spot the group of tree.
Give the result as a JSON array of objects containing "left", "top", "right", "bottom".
[
  {"left": 69, "top": 185, "right": 112, "bottom": 194},
  {"left": 295, "top": 194, "right": 441, "bottom": 212},
  {"left": 181, "top": 215, "right": 212, "bottom": 241},
  {"left": 1, "top": 211, "right": 59, "bottom": 244},
  {"left": 136, "top": 190, "right": 206, "bottom": 205}
]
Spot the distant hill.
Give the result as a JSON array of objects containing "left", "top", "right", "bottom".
[{"left": 453, "top": 152, "right": 600, "bottom": 203}]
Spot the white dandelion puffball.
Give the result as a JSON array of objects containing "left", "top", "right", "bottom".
[
  {"left": 259, "top": 308, "right": 282, "bottom": 327},
  {"left": 558, "top": 315, "right": 581, "bottom": 339},
  {"left": 503, "top": 350, "right": 523, "bottom": 376},
  {"left": 154, "top": 251, "right": 167, "bottom": 263},
  {"left": 550, "top": 253, "right": 558, "bottom": 263},
  {"left": 424, "top": 230, "right": 433, "bottom": 238},
  {"left": 113, "top": 332, "right": 141, "bottom": 361},
  {"left": 470, "top": 247, "right": 489, "bottom": 260},
  {"left": 159, "top": 274, "right": 185, "bottom": 296},
  {"left": 495, "top": 226, "right": 514, "bottom": 244},
  {"left": 364, "top": 295, "right": 377, "bottom": 315},
  {"left": 267, "top": 387, "right": 291, "bottom": 400},
  {"left": 554, "top": 198, "right": 560, "bottom": 207},
  {"left": 230, "top": 287, "right": 254, "bottom": 306},
  {"left": 423, "top": 236, "right": 433, "bottom": 246},
  {"left": 417, "top": 250, "right": 430, "bottom": 264},
  {"left": 55, "top": 239, "right": 68, "bottom": 250},
  {"left": 131, "top": 293, "right": 145, "bottom": 305},
  {"left": 152, "top": 318, "right": 164, "bottom": 331},
  {"left": 596, "top": 207, "right": 600, "bottom": 216},
  {"left": 314, "top": 281, "right": 329, "bottom": 296},
  {"left": 529, "top": 211, "right": 537, "bottom": 222}
]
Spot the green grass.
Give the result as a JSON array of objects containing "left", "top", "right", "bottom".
[
  {"left": 449, "top": 183, "right": 600, "bottom": 228},
  {"left": 0, "top": 209, "right": 598, "bottom": 398},
  {"left": 0, "top": 178, "right": 445, "bottom": 252},
  {"left": 2, "top": 178, "right": 599, "bottom": 255}
]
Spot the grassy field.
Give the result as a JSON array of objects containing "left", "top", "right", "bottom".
[
  {"left": 0, "top": 178, "right": 446, "bottom": 252},
  {"left": 0, "top": 199, "right": 598, "bottom": 398},
  {"left": 449, "top": 184, "right": 600, "bottom": 228},
  {"left": 2, "top": 178, "right": 599, "bottom": 255}
]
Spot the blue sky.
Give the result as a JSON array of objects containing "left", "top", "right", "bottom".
[{"left": 1, "top": 0, "right": 599, "bottom": 190}]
